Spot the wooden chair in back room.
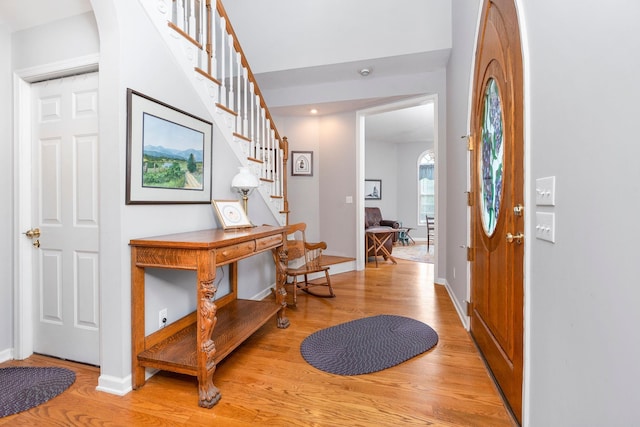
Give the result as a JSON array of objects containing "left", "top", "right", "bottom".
[{"left": 426, "top": 215, "right": 435, "bottom": 250}]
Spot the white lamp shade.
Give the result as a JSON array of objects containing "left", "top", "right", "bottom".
[{"left": 231, "top": 167, "right": 259, "bottom": 191}]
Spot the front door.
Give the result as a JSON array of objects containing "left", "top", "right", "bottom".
[
  {"left": 470, "top": 0, "right": 524, "bottom": 422},
  {"left": 30, "top": 73, "right": 100, "bottom": 366}
]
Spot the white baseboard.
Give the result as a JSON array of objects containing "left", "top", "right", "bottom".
[
  {"left": 97, "top": 373, "right": 133, "bottom": 396},
  {"left": 0, "top": 348, "right": 14, "bottom": 363},
  {"left": 438, "top": 278, "right": 470, "bottom": 330}
]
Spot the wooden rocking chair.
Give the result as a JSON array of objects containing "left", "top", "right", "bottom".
[{"left": 284, "top": 223, "right": 335, "bottom": 305}]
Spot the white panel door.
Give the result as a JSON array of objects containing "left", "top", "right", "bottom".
[{"left": 31, "top": 73, "right": 100, "bottom": 366}]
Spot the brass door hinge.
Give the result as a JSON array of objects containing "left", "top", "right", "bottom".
[
  {"left": 461, "top": 134, "right": 474, "bottom": 151},
  {"left": 466, "top": 301, "right": 473, "bottom": 316},
  {"left": 467, "top": 246, "right": 474, "bottom": 262},
  {"left": 466, "top": 191, "right": 474, "bottom": 206}
]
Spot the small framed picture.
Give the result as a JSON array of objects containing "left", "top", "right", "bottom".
[
  {"left": 291, "top": 151, "right": 313, "bottom": 176},
  {"left": 365, "top": 179, "right": 382, "bottom": 200},
  {"left": 212, "top": 200, "right": 253, "bottom": 229}
]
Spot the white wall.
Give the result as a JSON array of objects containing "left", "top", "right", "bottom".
[
  {"left": 11, "top": 12, "right": 98, "bottom": 71},
  {"left": 0, "top": 25, "right": 13, "bottom": 359},
  {"left": 365, "top": 139, "right": 398, "bottom": 219},
  {"left": 446, "top": 0, "right": 481, "bottom": 320},
  {"left": 521, "top": 1, "right": 640, "bottom": 425},
  {"left": 272, "top": 116, "right": 322, "bottom": 242},
  {"left": 319, "top": 112, "right": 358, "bottom": 258}
]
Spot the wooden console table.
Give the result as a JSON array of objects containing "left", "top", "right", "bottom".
[{"left": 130, "top": 225, "right": 289, "bottom": 408}]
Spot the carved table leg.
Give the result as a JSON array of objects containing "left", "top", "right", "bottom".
[
  {"left": 273, "top": 246, "right": 290, "bottom": 329},
  {"left": 196, "top": 249, "right": 222, "bottom": 408}
]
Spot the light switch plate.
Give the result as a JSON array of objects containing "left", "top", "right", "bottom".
[
  {"left": 535, "top": 176, "right": 556, "bottom": 206},
  {"left": 535, "top": 212, "right": 556, "bottom": 243}
]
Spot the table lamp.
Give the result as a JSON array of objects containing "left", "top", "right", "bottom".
[{"left": 231, "top": 166, "right": 260, "bottom": 214}]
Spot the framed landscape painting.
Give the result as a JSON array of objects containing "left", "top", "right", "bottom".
[{"left": 126, "top": 89, "right": 212, "bottom": 204}]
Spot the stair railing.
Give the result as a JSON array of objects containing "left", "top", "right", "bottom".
[{"left": 166, "top": 0, "right": 289, "bottom": 223}]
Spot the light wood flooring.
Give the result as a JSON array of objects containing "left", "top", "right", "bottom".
[{"left": 0, "top": 259, "right": 515, "bottom": 426}]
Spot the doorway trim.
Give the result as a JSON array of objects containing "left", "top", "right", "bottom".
[
  {"left": 356, "top": 94, "right": 439, "bottom": 279},
  {"left": 12, "top": 54, "right": 99, "bottom": 360}
]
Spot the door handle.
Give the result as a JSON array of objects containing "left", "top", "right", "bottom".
[
  {"left": 23, "top": 228, "right": 41, "bottom": 239},
  {"left": 506, "top": 232, "right": 524, "bottom": 244}
]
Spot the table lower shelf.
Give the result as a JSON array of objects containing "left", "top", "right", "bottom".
[{"left": 137, "top": 299, "right": 280, "bottom": 376}]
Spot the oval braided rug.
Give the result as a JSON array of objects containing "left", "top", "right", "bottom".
[
  {"left": 300, "top": 314, "right": 438, "bottom": 375},
  {"left": 0, "top": 367, "right": 76, "bottom": 418}
]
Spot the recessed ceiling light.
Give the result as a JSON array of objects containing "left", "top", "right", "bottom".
[
  {"left": 359, "top": 68, "right": 371, "bottom": 77},
  {"left": 310, "top": 108, "right": 318, "bottom": 114}
]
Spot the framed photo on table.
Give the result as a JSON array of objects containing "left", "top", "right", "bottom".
[
  {"left": 212, "top": 200, "right": 253, "bottom": 229},
  {"left": 291, "top": 151, "right": 313, "bottom": 176},
  {"left": 365, "top": 179, "right": 382, "bottom": 200},
  {"left": 126, "top": 89, "right": 212, "bottom": 204}
]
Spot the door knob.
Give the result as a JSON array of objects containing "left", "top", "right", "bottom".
[
  {"left": 506, "top": 232, "right": 524, "bottom": 244},
  {"left": 23, "top": 228, "right": 41, "bottom": 239}
]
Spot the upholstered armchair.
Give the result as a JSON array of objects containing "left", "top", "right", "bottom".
[{"left": 365, "top": 207, "right": 400, "bottom": 257}]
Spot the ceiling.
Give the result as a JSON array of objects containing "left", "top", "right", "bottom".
[{"left": 0, "top": 0, "right": 436, "bottom": 145}]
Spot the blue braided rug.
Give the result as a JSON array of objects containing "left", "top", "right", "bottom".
[
  {"left": 300, "top": 314, "right": 438, "bottom": 375},
  {"left": 0, "top": 367, "right": 76, "bottom": 418}
]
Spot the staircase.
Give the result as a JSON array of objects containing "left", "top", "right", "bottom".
[{"left": 140, "top": 0, "right": 289, "bottom": 225}]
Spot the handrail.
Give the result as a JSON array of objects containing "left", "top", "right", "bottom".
[{"left": 215, "top": 0, "right": 282, "bottom": 144}]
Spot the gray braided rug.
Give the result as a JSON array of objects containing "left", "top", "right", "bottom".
[
  {"left": 0, "top": 367, "right": 76, "bottom": 418},
  {"left": 300, "top": 314, "right": 438, "bottom": 375}
]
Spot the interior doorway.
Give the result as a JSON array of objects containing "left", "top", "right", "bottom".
[
  {"left": 13, "top": 58, "right": 99, "bottom": 364},
  {"left": 356, "top": 95, "right": 439, "bottom": 272}
]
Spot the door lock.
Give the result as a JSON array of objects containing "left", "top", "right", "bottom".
[
  {"left": 513, "top": 204, "right": 524, "bottom": 216},
  {"left": 32, "top": 239, "right": 40, "bottom": 248},
  {"left": 23, "top": 228, "right": 41, "bottom": 239},
  {"left": 506, "top": 232, "right": 524, "bottom": 244}
]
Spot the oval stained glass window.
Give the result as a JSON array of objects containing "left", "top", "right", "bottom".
[{"left": 480, "top": 78, "right": 504, "bottom": 236}]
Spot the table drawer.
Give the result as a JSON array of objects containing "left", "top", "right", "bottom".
[
  {"left": 216, "top": 241, "right": 256, "bottom": 263},
  {"left": 256, "top": 234, "right": 283, "bottom": 251}
]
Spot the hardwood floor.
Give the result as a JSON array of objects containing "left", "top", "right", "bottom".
[{"left": 0, "top": 259, "right": 515, "bottom": 426}]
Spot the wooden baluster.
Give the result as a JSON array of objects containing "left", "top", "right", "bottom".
[
  {"left": 227, "top": 34, "right": 234, "bottom": 111},
  {"left": 219, "top": 16, "right": 226, "bottom": 105},
  {"left": 261, "top": 108, "right": 267, "bottom": 179},
  {"left": 242, "top": 67, "right": 248, "bottom": 138},
  {"left": 236, "top": 52, "right": 242, "bottom": 133},
  {"left": 200, "top": 0, "right": 208, "bottom": 71},
  {"left": 274, "top": 144, "right": 279, "bottom": 196},
  {"left": 176, "top": 0, "right": 183, "bottom": 29},
  {"left": 250, "top": 82, "right": 256, "bottom": 157},
  {"left": 209, "top": 1, "right": 216, "bottom": 78},
  {"left": 188, "top": 0, "right": 196, "bottom": 39},
  {"left": 280, "top": 147, "right": 285, "bottom": 197}
]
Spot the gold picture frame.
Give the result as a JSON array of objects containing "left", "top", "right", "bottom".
[{"left": 212, "top": 200, "right": 253, "bottom": 229}]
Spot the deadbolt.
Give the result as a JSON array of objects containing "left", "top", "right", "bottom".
[
  {"left": 32, "top": 239, "right": 40, "bottom": 249},
  {"left": 513, "top": 204, "right": 524, "bottom": 216}
]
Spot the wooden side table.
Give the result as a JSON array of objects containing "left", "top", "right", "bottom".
[
  {"left": 130, "top": 225, "right": 288, "bottom": 408},
  {"left": 365, "top": 226, "right": 398, "bottom": 267}
]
